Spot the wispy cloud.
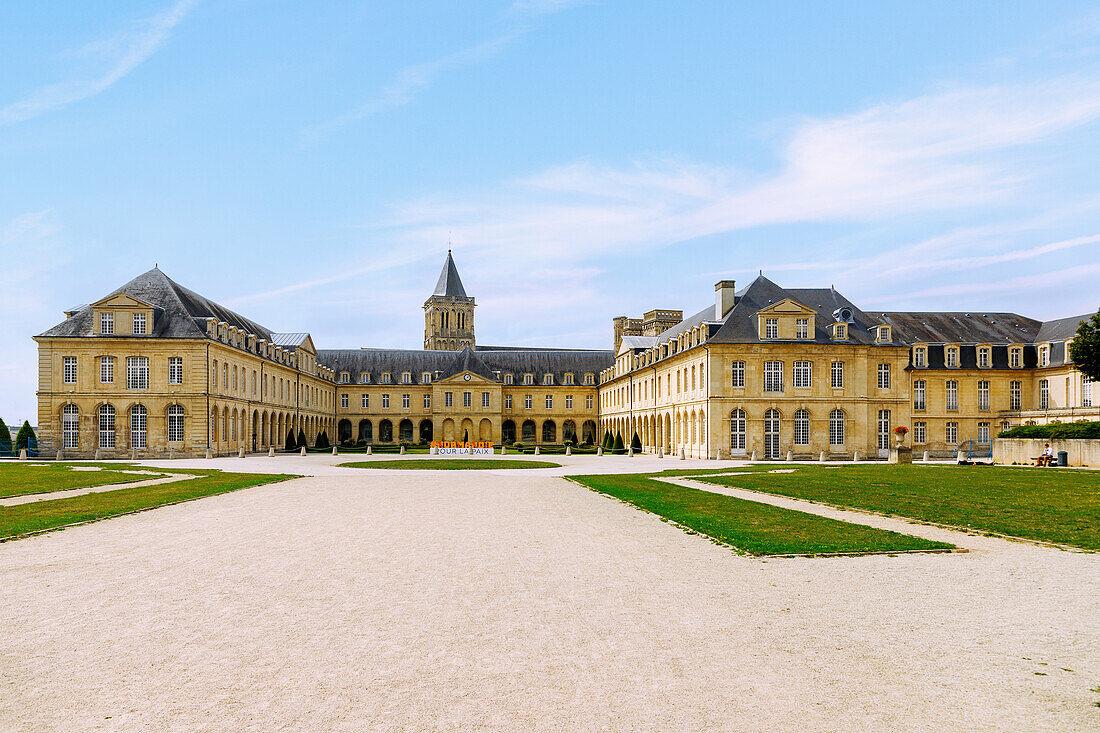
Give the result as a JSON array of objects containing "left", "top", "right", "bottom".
[
  {"left": 304, "top": 0, "right": 583, "bottom": 142},
  {"left": 0, "top": 0, "right": 198, "bottom": 125}
]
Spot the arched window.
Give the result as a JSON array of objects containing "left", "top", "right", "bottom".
[
  {"left": 829, "top": 409, "right": 845, "bottom": 446},
  {"left": 62, "top": 405, "right": 79, "bottom": 449},
  {"left": 542, "top": 420, "right": 557, "bottom": 443},
  {"left": 130, "top": 405, "right": 147, "bottom": 449},
  {"left": 98, "top": 404, "right": 116, "bottom": 449},
  {"left": 794, "top": 409, "right": 810, "bottom": 446},
  {"left": 729, "top": 409, "right": 746, "bottom": 453},
  {"left": 167, "top": 405, "right": 184, "bottom": 443},
  {"left": 358, "top": 419, "right": 372, "bottom": 443}
]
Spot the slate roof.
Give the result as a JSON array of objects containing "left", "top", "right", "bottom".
[
  {"left": 38, "top": 267, "right": 274, "bottom": 340},
  {"left": 1036, "top": 314, "right": 1090, "bottom": 343},
  {"left": 876, "top": 312, "right": 1041, "bottom": 345},
  {"left": 432, "top": 251, "right": 469, "bottom": 298},
  {"left": 317, "top": 346, "right": 613, "bottom": 384}
]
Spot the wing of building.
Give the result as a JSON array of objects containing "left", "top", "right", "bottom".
[{"left": 33, "top": 257, "right": 1094, "bottom": 458}]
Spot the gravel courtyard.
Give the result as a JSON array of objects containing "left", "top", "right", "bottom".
[{"left": 1, "top": 457, "right": 1098, "bottom": 731}]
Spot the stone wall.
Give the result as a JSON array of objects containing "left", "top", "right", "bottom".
[{"left": 993, "top": 438, "right": 1100, "bottom": 467}]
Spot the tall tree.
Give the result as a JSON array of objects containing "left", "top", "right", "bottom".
[
  {"left": 0, "top": 419, "right": 11, "bottom": 457},
  {"left": 15, "top": 421, "right": 37, "bottom": 455},
  {"left": 1069, "top": 309, "right": 1100, "bottom": 382}
]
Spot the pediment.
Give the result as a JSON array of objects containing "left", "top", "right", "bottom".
[
  {"left": 437, "top": 370, "right": 497, "bottom": 385},
  {"left": 756, "top": 298, "right": 817, "bottom": 316},
  {"left": 92, "top": 293, "right": 156, "bottom": 309}
]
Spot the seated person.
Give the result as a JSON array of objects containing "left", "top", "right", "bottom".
[{"left": 1035, "top": 444, "right": 1054, "bottom": 467}]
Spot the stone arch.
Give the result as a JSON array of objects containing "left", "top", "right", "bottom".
[
  {"left": 399, "top": 418, "right": 414, "bottom": 443},
  {"left": 581, "top": 420, "right": 596, "bottom": 444},
  {"left": 479, "top": 418, "right": 492, "bottom": 442},
  {"left": 562, "top": 420, "right": 576, "bottom": 443},
  {"left": 419, "top": 419, "right": 434, "bottom": 443},
  {"left": 460, "top": 418, "right": 474, "bottom": 443},
  {"left": 359, "top": 419, "right": 373, "bottom": 443},
  {"left": 502, "top": 419, "right": 516, "bottom": 444},
  {"left": 521, "top": 419, "right": 536, "bottom": 443},
  {"left": 442, "top": 418, "right": 455, "bottom": 441},
  {"left": 338, "top": 419, "right": 353, "bottom": 445},
  {"left": 379, "top": 419, "right": 393, "bottom": 442}
]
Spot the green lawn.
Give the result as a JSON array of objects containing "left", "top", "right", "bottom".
[
  {"left": 694, "top": 465, "right": 1100, "bottom": 550},
  {"left": 569, "top": 473, "right": 952, "bottom": 556},
  {"left": 340, "top": 459, "right": 561, "bottom": 470},
  {"left": 0, "top": 467, "right": 297, "bottom": 541},
  {"left": 0, "top": 462, "right": 170, "bottom": 498}
]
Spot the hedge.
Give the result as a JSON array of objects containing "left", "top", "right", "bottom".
[{"left": 998, "top": 421, "right": 1100, "bottom": 440}]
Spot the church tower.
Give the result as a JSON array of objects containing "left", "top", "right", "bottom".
[{"left": 424, "top": 250, "right": 475, "bottom": 350}]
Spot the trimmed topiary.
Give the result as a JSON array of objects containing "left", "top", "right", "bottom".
[
  {"left": 15, "top": 421, "right": 37, "bottom": 457},
  {"left": 612, "top": 432, "right": 625, "bottom": 454},
  {"left": 285, "top": 431, "right": 296, "bottom": 452},
  {"left": 0, "top": 418, "right": 11, "bottom": 457},
  {"left": 297, "top": 429, "right": 307, "bottom": 449},
  {"left": 315, "top": 430, "right": 330, "bottom": 449},
  {"left": 630, "top": 432, "right": 642, "bottom": 452}
]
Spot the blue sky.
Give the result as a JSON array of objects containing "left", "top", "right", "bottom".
[{"left": 3, "top": 0, "right": 1100, "bottom": 423}]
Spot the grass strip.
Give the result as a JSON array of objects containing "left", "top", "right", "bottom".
[
  {"left": 339, "top": 459, "right": 561, "bottom": 470},
  {"left": 0, "top": 462, "right": 171, "bottom": 499},
  {"left": 570, "top": 473, "right": 952, "bottom": 556},
  {"left": 694, "top": 464, "right": 1100, "bottom": 550},
  {"left": 0, "top": 469, "right": 297, "bottom": 540}
]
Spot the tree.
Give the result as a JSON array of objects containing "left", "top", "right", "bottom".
[
  {"left": 285, "top": 431, "right": 296, "bottom": 452},
  {"left": 1069, "top": 308, "right": 1100, "bottom": 382},
  {"left": 630, "top": 432, "right": 642, "bottom": 452},
  {"left": 315, "top": 430, "right": 329, "bottom": 449},
  {"left": 297, "top": 429, "right": 307, "bottom": 449},
  {"left": 612, "top": 432, "right": 625, "bottom": 454},
  {"left": 602, "top": 430, "right": 613, "bottom": 449},
  {"left": 0, "top": 419, "right": 11, "bottom": 457},
  {"left": 15, "top": 421, "right": 37, "bottom": 457}
]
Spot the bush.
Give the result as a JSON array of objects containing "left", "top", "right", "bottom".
[
  {"left": 15, "top": 421, "right": 37, "bottom": 457},
  {"left": 630, "top": 432, "right": 642, "bottom": 452},
  {"left": 612, "top": 432, "right": 625, "bottom": 454},
  {"left": 602, "top": 430, "right": 613, "bottom": 450},
  {"left": 297, "top": 429, "right": 307, "bottom": 449},
  {"left": 315, "top": 430, "right": 330, "bottom": 449},
  {"left": 999, "top": 421, "right": 1100, "bottom": 440},
  {"left": 0, "top": 419, "right": 11, "bottom": 457},
  {"left": 512, "top": 441, "right": 525, "bottom": 450},
  {"left": 285, "top": 431, "right": 296, "bottom": 452}
]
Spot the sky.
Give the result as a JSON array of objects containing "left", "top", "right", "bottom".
[{"left": 3, "top": 0, "right": 1100, "bottom": 423}]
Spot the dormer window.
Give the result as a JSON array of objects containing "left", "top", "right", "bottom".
[
  {"left": 422, "top": 372, "right": 432, "bottom": 384},
  {"left": 360, "top": 372, "right": 370, "bottom": 384},
  {"left": 381, "top": 372, "right": 391, "bottom": 384},
  {"left": 1065, "top": 341, "right": 1074, "bottom": 364},
  {"left": 132, "top": 313, "right": 147, "bottom": 335},
  {"left": 504, "top": 374, "right": 514, "bottom": 385},
  {"left": 765, "top": 318, "right": 778, "bottom": 339},
  {"left": 1039, "top": 344, "right": 1050, "bottom": 367},
  {"left": 564, "top": 373, "right": 574, "bottom": 385},
  {"left": 1009, "top": 346, "right": 1022, "bottom": 369},
  {"left": 913, "top": 346, "right": 927, "bottom": 368},
  {"left": 401, "top": 372, "right": 411, "bottom": 384},
  {"left": 832, "top": 322, "right": 848, "bottom": 341},
  {"left": 875, "top": 325, "right": 891, "bottom": 343},
  {"left": 544, "top": 374, "right": 554, "bottom": 385},
  {"left": 796, "top": 318, "right": 809, "bottom": 339},
  {"left": 977, "top": 346, "right": 991, "bottom": 369},
  {"left": 945, "top": 345, "right": 959, "bottom": 368},
  {"left": 523, "top": 374, "right": 533, "bottom": 385},
  {"left": 100, "top": 312, "right": 114, "bottom": 335},
  {"left": 340, "top": 372, "right": 350, "bottom": 384},
  {"left": 584, "top": 373, "right": 594, "bottom": 385}
]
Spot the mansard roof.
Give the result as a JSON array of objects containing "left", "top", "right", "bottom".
[
  {"left": 875, "top": 312, "right": 1041, "bottom": 345},
  {"left": 317, "top": 345, "right": 613, "bottom": 384},
  {"left": 1035, "top": 313, "right": 1090, "bottom": 343},
  {"left": 432, "top": 250, "right": 468, "bottom": 298},
  {"left": 38, "top": 267, "right": 275, "bottom": 340}
]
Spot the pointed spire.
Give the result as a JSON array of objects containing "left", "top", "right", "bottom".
[{"left": 433, "top": 250, "right": 468, "bottom": 298}]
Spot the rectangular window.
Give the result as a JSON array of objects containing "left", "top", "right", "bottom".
[
  {"left": 946, "top": 348, "right": 958, "bottom": 368},
  {"left": 794, "top": 412, "right": 809, "bottom": 445},
  {"left": 1084, "top": 376, "right": 1093, "bottom": 408},
  {"left": 1039, "top": 347, "right": 1049, "bottom": 367},
  {"left": 168, "top": 357, "right": 183, "bottom": 385},
  {"left": 100, "top": 312, "right": 114, "bottom": 335},
  {"left": 444, "top": 391, "right": 453, "bottom": 407},
  {"left": 765, "top": 318, "right": 778, "bottom": 339},
  {"left": 63, "top": 356, "right": 77, "bottom": 384},
  {"left": 424, "top": 394, "right": 431, "bottom": 409},
  {"left": 945, "top": 380, "right": 958, "bottom": 411},
  {"left": 422, "top": 372, "right": 431, "bottom": 384},
  {"left": 127, "top": 356, "right": 149, "bottom": 390},
  {"left": 796, "top": 318, "right": 809, "bottom": 339},
  {"left": 482, "top": 392, "right": 490, "bottom": 408},
  {"left": 1010, "top": 349, "right": 1021, "bottom": 369},
  {"left": 505, "top": 395, "right": 513, "bottom": 409},
  {"left": 132, "top": 312, "right": 146, "bottom": 335},
  {"left": 978, "top": 380, "right": 990, "bottom": 410},
  {"left": 586, "top": 394, "right": 593, "bottom": 409},
  {"left": 731, "top": 361, "right": 745, "bottom": 388},
  {"left": 401, "top": 373, "right": 410, "bottom": 384},
  {"left": 545, "top": 395, "right": 553, "bottom": 409},
  {"left": 914, "top": 380, "right": 926, "bottom": 411},
  {"left": 793, "top": 361, "right": 812, "bottom": 388},
  {"left": 831, "top": 361, "right": 844, "bottom": 389},
  {"left": 341, "top": 394, "right": 348, "bottom": 409},
  {"left": 945, "top": 422, "right": 958, "bottom": 445},
  {"left": 382, "top": 393, "right": 390, "bottom": 409},
  {"left": 381, "top": 373, "right": 391, "bottom": 384},
  {"left": 878, "top": 363, "right": 890, "bottom": 390},
  {"left": 402, "top": 394, "right": 410, "bottom": 409},
  {"left": 463, "top": 391, "right": 472, "bottom": 408},
  {"left": 524, "top": 394, "right": 533, "bottom": 409},
  {"left": 62, "top": 406, "right": 79, "bottom": 449},
  {"left": 100, "top": 356, "right": 115, "bottom": 384},
  {"left": 544, "top": 374, "right": 554, "bottom": 385},
  {"left": 978, "top": 348, "right": 990, "bottom": 369},
  {"left": 566, "top": 395, "right": 573, "bottom": 409},
  {"left": 913, "top": 421, "right": 926, "bottom": 444},
  {"left": 1001, "top": 420, "right": 1011, "bottom": 434},
  {"left": 1040, "top": 379, "right": 1049, "bottom": 409},
  {"left": 1010, "top": 381, "right": 1021, "bottom": 411},
  {"left": 763, "top": 361, "right": 783, "bottom": 392},
  {"left": 913, "top": 348, "right": 926, "bottom": 368},
  {"left": 978, "top": 422, "right": 990, "bottom": 444},
  {"left": 361, "top": 394, "right": 369, "bottom": 409}
]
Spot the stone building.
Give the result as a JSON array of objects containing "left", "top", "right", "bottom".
[
  {"left": 599, "top": 275, "right": 1097, "bottom": 459},
  {"left": 33, "top": 253, "right": 1094, "bottom": 459}
]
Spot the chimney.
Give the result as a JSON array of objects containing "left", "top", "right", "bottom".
[{"left": 715, "top": 280, "right": 736, "bottom": 320}]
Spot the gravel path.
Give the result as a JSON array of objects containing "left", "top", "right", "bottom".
[{"left": 1, "top": 465, "right": 1097, "bottom": 731}]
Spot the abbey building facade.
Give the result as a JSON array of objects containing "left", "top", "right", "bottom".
[{"left": 34, "top": 252, "right": 1095, "bottom": 458}]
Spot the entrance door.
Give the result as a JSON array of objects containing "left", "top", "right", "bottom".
[
  {"left": 764, "top": 409, "right": 780, "bottom": 460},
  {"left": 878, "top": 409, "right": 890, "bottom": 458}
]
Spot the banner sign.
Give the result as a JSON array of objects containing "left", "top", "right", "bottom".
[{"left": 431, "top": 441, "right": 494, "bottom": 456}]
